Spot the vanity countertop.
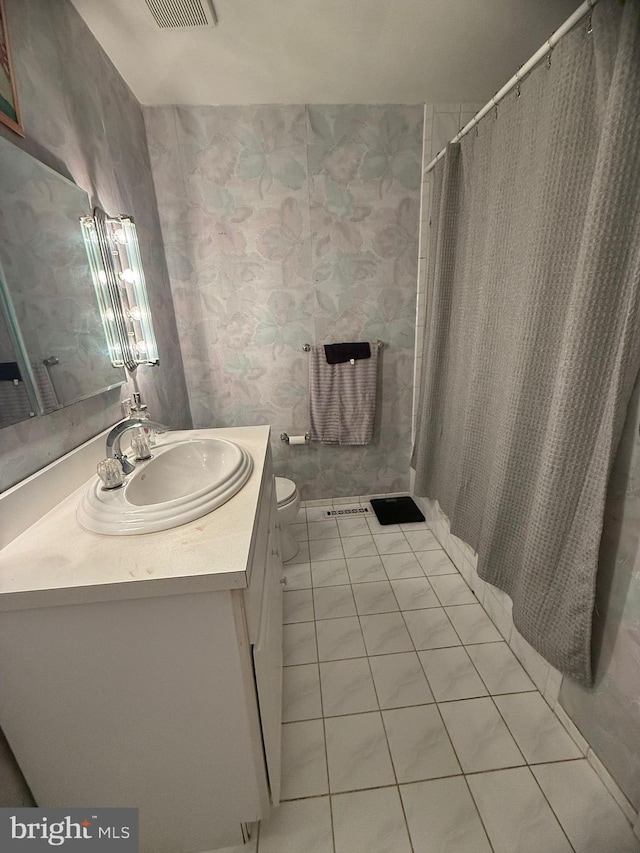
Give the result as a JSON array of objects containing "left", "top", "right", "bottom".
[{"left": 0, "top": 425, "right": 271, "bottom": 611}]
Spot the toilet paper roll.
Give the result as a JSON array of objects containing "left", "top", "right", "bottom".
[{"left": 288, "top": 435, "right": 307, "bottom": 445}]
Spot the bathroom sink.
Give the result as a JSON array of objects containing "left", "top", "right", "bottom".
[{"left": 77, "top": 437, "right": 253, "bottom": 535}]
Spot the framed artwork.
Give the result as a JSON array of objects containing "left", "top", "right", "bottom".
[{"left": 0, "top": 0, "right": 23, "bottom": 136}]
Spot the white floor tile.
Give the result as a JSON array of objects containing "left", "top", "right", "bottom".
[
  {"left": 282, "top": 664, "right": 322, "bottom": 722},
  {"left": 311, "top": 559, "right": 350, "bottom": 587},
  {"left": 310, "top": 538, "right": 345, "bottom": 562},
  {"left": 401, "top": 777, "right": 492, "bottom": 853},
  {"left": 325, "top": 712, "right": 395, "bottom": 792},
  {"left": 445, "top": 603, "right": 502, "bottom": 644},
  {"left": 319, "top": 658, "right": 378, "bottom": 717},
  {"left": 467, "top": 767, "right": 572, "bottom": 853},
  {"left": 316, "top": 616, "right": 367, "bottom": 661},
  {"left": 440, "top": 697, "right": 524, "bottom": 773},
  {"left": 374, "top": 532, "right": 412, "bottom": 554},
  {"left": 308, "top": 519, "right": 340, "bottom": 540},
  {"left": 369, "top": 652, "right": 434, "bottom": 709},
  {"left": 294, "top": 507, "right": 307, "bottom": 523},
  {"left": 430, "top": 574, "right": 476, "bottom": 606},
  {"left": 346, "top": 555, "right": 387, "bottom": 584},
  {"left": 360, "top": 612, "right": 414, "bottom": 655},
  {"left": 403, "top": 608, "right": 461, "bottom": 650},
  {"left": 283, "top": 622, "right": 318, "bottom": 666},
  {"left": 283, "top": 589, "right": 314, "bottom": 624},
  {"left": 337, "top": 517, "right": 371, "bottom": 537},
  {"left": 291, "top": 522, "right": 309, "bottom": 542},
  {"left": 286, "top": 542, "right": 310, "bottom": 564},
  {"left": 466, "top": 642, "right": 534, "bottom": 694},
  {"left": 280, "top": 720, "right": 329, "bottom": 800},
  {"left": 341, "top": 534, "right": 378, "bottom": 558},
  {"left": 416, "top": 549, "right": 457, "bottom": 575},
  {"left": 258, "top": 796, "right": 333, "bottom": 853},
  {"left": 494, "top": 692, "right": 582, "bottom": 764},
  {"left": 282, "top": 562, "right": 312, "bottom": 590},
  {"left": 313, "top": 585, "right": 357, "bottom": 620},
  {"left": 391, "top": 577, "right": 439, "bottom": 610},
  {"left": 418, "top": 647, "right": 488, "bottom": 701},
  {"left": 532, "top": 760, "right": 640, "bottom": 853},
  {"left": 381, "top": 552, "right": 425, "bottom": 579},
  {"left": 383, "top": 705, "right": 461, "bottom": 782},
  {"left": 405, "top": 529, "right": 441, "bottom": 551},
  {"left": 353, "top": 581, "right": 399, "bottom": 615},
  {"left": 332, "top": 786, "right": 412, "bottom": 853}
]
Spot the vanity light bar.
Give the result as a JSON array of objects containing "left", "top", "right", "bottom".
[
  {"left": 80, "top": 211, "right": 159, "bottom": 371},
  {"left": 80, "top": 216, "right": 125, "bottom": 367},
  {"left": 111, "top": 216, "right": 159, "bottom": 367}
]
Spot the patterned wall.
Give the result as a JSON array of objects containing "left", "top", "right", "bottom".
[
  {"left": 145, "top": 104, "right": 423, "bottom": 499},
  {"left": 0, "top": 0, "right": 191, "bottom": 492}
]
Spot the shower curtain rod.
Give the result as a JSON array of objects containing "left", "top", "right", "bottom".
[{"left": 424, "top": 0, "right": 599, "bottom": 174}]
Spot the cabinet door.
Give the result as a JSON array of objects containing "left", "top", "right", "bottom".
[{"left": 252, "top": 493, "right": 284, "bottom": 805}]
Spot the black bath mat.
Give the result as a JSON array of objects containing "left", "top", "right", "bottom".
[{"left": 370, "top": 496, "right": 425, "bottom": 525}]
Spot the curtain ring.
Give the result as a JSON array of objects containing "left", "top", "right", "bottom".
[
  {"left": 586, "top": 0, "right": 594, "bottom": 34},
  {"left": 494, "top": 103, "right": 498, "bottom": 121},
  {"left": 546, "top": 46, "right": 553, "bottom": 69},
  {"left": 516, "top": 82, "right": 521, "bottom": 99},
  {"left": 475, "top": 124, "right": 479, "bottom": 137}
]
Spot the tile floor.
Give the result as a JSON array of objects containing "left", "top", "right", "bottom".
[{"left": 257, "top": 498, "right": 640, "bottom": 853}]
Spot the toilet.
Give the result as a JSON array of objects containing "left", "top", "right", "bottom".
[{"left": 275, "top": 476, "right": 301, "bottom": 562}]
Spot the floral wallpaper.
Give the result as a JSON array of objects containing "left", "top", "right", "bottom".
[
  {"left": 145, "top": 103, "right": 423, "bottom": 499},
  {"left": 0, "top": 0, "right": 191, "bottom": 492}
]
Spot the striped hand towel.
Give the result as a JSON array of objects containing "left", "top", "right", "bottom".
[{"left": 308, "top": 343, "right": 379, "bottom": 445}]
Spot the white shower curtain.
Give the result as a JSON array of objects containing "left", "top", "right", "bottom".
[{"left": 412, "top": 0, "right": 640, "bottom": 684}]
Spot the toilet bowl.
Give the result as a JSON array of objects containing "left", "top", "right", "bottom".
[{"left": 275, "top": 476, "right": 300, "bottom": 562}]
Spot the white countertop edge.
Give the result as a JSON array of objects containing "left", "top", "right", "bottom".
[
  {"left": 0, "top": 425, "right": 271, "bottom": 610},
  {"left": 0, "top": 571, "right": 248, "bottom": 613}
]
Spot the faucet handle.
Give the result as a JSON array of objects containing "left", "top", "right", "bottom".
[
  {"left": 97, "top": 458, "right": 124, "bottom": 490},
  {"left": 131, "top": 428, "right": 152, "bottom": 460}
]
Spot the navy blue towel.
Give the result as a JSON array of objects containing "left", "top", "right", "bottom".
[
  {"left": 324, "top": 342, "right": 371, "bottom": 365},
  {"left": 0, "top": 362, "right": 21, "bottom": 382}
]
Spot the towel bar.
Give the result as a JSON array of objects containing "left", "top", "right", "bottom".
[{"left": 302, "top": 340, "right": 384, "bottom": 352}]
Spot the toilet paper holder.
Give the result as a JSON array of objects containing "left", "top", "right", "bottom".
[{"left": 280, "top": 432, "right": 310, "bottom": 443}]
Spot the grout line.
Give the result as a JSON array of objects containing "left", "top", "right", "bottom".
[
  {"left": 280, "top": 516, "right": 586, "bottom": 853},
  {"left": 308, "top": 542, "right": 337, "bottom": 853},
  {"left": 462, "top": 773, "right": 497, "bottom": 852}
]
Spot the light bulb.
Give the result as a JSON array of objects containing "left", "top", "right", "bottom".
[
  {"left": 98, "top": 270, "right": 107, "bottom": 284},
  {"left": 113, "top": 228, "right": 127, "bottom": 244},
  {"left": 136, "top": 340, "right": 148, "bottom": 354},
  {"left": 121, "top": 268, "right": 136, "bottom": 284},
  {"left": 128, "top": 306, "right": 142, "bottom": 321},
  {"left": 105, "top": 308, "right": 115, "bottom": 322}
]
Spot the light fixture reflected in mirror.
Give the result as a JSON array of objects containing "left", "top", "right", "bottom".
[{"left": 81, "top": 208, "right": 159, "bottom": 371}]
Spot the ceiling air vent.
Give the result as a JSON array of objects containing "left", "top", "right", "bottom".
[{"left": 143, "top": 0, "right": 218, "bottom": 29}]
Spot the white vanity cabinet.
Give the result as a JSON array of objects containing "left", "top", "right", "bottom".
[{"left": 0, "top": 426, "right": 283, "bottom": 853}]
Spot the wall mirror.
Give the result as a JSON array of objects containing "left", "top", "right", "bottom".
[{"left": 0, "top": 136, "right": 125, "bottom": 429}]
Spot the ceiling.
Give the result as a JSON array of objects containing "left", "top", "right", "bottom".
[{"left": 70, "top": 0, "right": 581, "bottom": 107}]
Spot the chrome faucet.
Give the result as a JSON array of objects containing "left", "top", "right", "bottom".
[{"left": 106, "top": 418, "right": 170, "bottom": 474}]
